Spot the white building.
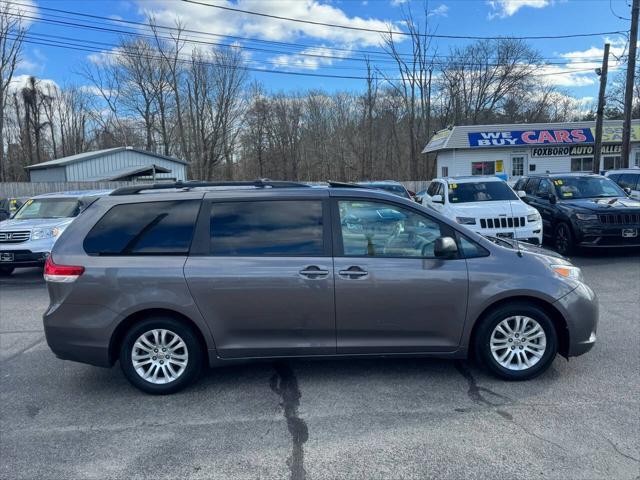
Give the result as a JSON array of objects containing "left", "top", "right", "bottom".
[{"left": 423, "top": 119, "right": 640, "bottom": 180}]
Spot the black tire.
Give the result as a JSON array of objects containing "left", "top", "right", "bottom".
[
  {"left": 554, "top": 222, "right": 574, "bottom": 256},
  {"left": 119, "top": 316, "right": 204, "bottom": 394},
  {"left": 474, "top": 302, "right": 558, "bottom": 381},
  {"left": 0, "top": 266, "right": 14, "bottom": 276}
]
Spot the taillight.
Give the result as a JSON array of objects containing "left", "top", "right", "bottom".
[{"left": 44, "top": 256, "right": 84, "bottom": 283}]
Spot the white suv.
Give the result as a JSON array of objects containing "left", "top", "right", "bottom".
[{"left": 422, "top": 176, "right": 543, "bottom": 244}]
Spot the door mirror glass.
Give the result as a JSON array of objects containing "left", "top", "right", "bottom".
[
  {"left": 517, "top": 190, "right": 526, "bottom": 198},
  {"left": 434, "top": 236, "right": 458, "bottom": 259},
  {"left": 431, "top": 194, "right": 443, "bottom": 204},
  {"left": 624, "top": 187, "right": 632, "bottom": 196}
]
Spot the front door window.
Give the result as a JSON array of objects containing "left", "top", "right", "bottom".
[{"left": 337, "top": 200, "right": 445, "bottom": 258}]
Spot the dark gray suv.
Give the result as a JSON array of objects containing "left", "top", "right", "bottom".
[{"left": 43, "top": 181, "right": 598, "bottom": 394}]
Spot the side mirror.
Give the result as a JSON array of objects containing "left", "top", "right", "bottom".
[
  {"left": 517, "top": 190, "right": 526, "bottom": 198},
  {"left": 431, "top": 194, "right": 444, "bottom": 204},
  {"left": 434, "top": 236, "right": 458, "bottom": 259},
  {"left": 549, "top": 194, "right": 557, "bottom": 204},
  {"left": 623, "top": 187, "right": 632, "bottom": 196}
]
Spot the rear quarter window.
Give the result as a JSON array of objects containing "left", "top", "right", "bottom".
[{"left": 84, "top": 200, "right": 201, "bottom": 255}]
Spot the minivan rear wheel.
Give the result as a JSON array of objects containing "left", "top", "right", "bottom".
[
  {"left": 475, "top": 303, "right": 558, "bottom": 381},
  {"left": 119, "top": 317, "right": 203, "bottom": 394}
]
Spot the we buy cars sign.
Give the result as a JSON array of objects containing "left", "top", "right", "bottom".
[{"left": 468, "top": 128, "right": 594, "bottom": 147}]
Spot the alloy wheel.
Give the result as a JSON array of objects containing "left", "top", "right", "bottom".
[
  {"left": 131, "top": 329, "right": 189, "bottom": 384},
  {"left": 490, "top": 316, "right": 547, "bottom": 371},
  {"left": 555, "top": 225, "right": 570, "bottom": 254}
]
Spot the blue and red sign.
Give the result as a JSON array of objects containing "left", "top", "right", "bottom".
[{"left": 468, "top": 128, "right": 594, "bottom": 147}]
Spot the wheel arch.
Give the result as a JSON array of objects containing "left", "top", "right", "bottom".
[
  {"left": 468, "top": 295, "right": 570, "bottom": 359},
  {"left": 109, "top": 308, "right": 210, "bottom": 365}
]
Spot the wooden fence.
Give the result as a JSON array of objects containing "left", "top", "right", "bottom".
[
  {"left": 0, "top": 181, "right": 137, "bottom": 198},
  {"left": 1, "top": 180, "right": 431, "bottom": 198}
]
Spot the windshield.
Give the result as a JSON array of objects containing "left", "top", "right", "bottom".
[
  {"left": 13, "top": 198, "right": 80, "bottom": 220},
  {"left": 553, "top": 177, "right": 625, "bottom": 199},
  {"left": 449, "top": 181, "right": 518, "bottom": 203}
]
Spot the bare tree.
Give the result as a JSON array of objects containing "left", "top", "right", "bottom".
[
  {"left": 380, "top": 3, "right": 437, "bottom": 179},
  {"left": 439, "top": 39, "right": 542, "bottom": 125},
  {"left": 0, "top": 2, "right": 26, "bottom": 180}
]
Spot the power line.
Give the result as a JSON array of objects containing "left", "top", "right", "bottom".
[
  {"left": 3, "top": 1, "right": 626, "bottom": 66},
  {"left": 181, "top": 0, "right": 628, "bottom": 40},
  {"left": 21, "top": 28, "right": 620, "bottom": 72},
  {"left": 7, "top": 33, "right": 600, "bottom": 82},
  {"left": 7, "top": 7, "right": 627, "bottom": 71}
]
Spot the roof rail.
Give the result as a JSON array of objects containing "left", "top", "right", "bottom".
[{"left": 110, "top": 179, "right": 310, "bottom": 196}]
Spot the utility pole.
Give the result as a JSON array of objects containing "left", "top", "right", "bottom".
[
  {"left": 594, "top": 43, "right": 610, "bottom": 174},
  {"left": 621, "top": 0, "right": 639, "bottom": 168}
]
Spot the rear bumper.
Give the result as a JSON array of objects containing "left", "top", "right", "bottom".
[
  {"left": 554, "top": 282, "right": 598, "bottom": 357},
  {"left": 43, "top": 302, "right": 119, "bottom": 367}
]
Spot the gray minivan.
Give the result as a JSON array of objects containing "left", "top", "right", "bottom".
[{"left": 43, "top": 181, "right": 598, "bottom": 394}]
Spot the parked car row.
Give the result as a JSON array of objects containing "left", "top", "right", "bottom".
[{"left": 416, "top": 171, "right": 640, "bottom": 256}]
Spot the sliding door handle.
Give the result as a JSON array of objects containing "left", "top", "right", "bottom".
[
  {"left": 338, "top": 267, "right": 368, "bottom": 279},
  {"left": 299, "top": 266, "right": 329, "bottom": 278}
]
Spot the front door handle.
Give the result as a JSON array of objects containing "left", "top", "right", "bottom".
[
  {"left": 338, "top": 266, "right": 368, "bottom": 279},
  {"left": 299, "top": 266, "right": 329, "bottom": 279}
]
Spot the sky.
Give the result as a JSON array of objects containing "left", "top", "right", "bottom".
[{"left": 8, "top": 0, "right": 637, "bottom": 106}]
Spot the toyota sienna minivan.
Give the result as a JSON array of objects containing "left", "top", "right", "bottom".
[{"left": 43, "top": 180, "right": 598, "bottom": 394}]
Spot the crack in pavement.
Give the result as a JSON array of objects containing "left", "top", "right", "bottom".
[
  {"left": 454, "top": 360, "right": 568, "bottom": 451},
  {"left": 602, "top": 435, "right": 640, "bottom": 463},
  {"left": 270, "top": 362, "right": 308, "bottom": 480},
  {"left": 454, "top": 360, "right": 511, "bottom": 414},
  {"left": 0, "top": 336, "right": 45, "bottom": 364}
]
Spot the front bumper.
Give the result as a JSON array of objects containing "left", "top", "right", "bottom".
[
  {"left": 0, "top": 250, "right": 48, "bottom": 268},
  {"left": 468, "top": 223, "right": 543, "bottom": 245},
  {"left": 554, "top": 282, "right": 598, "bottom": 357},
  {"left": 574, "top": 221, "right": 640, "bottom": 248},
  {"left": 0, "top": 237, "right": 56, "bottom": 268}
]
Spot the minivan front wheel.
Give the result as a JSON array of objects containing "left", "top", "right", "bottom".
[
  {"left": 120, "top": 317, "right": 203, "bottom": 394},
  {"left": 475, "top": 303, "right": 558, "bottom": 380}
]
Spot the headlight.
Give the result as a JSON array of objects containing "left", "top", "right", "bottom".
[
  {"left": 31, "top": 226, "right": 66, "bottom": 240},
  {"left": 456, "top": 217, "right": 476, "bottom": 225},
  {"left": 550, "top": 264, "right": 583, "bottom": 282},
  {"left": 527, "top": 212, "right": 541, "bottom": 222},
  {"left": 575, "top": 213, "right": 598, "bottom": 221}
]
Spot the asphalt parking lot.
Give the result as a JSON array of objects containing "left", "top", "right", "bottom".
[{"left": 1, "top": 252, "right": 639, "bottom": 480}]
